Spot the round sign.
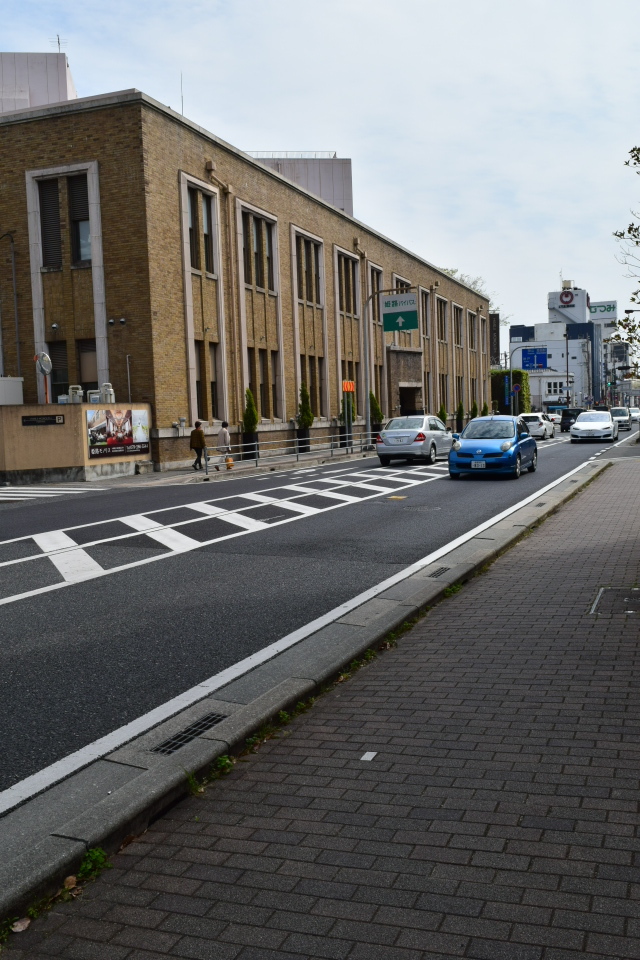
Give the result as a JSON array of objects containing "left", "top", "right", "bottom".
[
  {"left": 560, "top": 290, "right": 574, "bottom": 305},
  {"left": 513, "top": 383, "right": 521, "bottom": 392},
  {"left": 35, "top": 351, "right": 52, "bottom": 376}
]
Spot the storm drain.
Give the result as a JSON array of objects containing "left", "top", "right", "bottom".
[
  {"left": 151, "top": 711, "right": 228, "bottom": 755},
  {"left": 427, "top": 566, "right": 450, "bottom": 578},
  {"left": 590, "top": 587, "right": 640, "bottom": 616},
  {"left": 535, "top": 502, "right": 547, "bottom": 507}
]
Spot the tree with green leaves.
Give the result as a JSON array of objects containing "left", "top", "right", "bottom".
[
  {"left": 437, "top": 402, "right": 448, "bottom": 424},
  {"left": 470, "top": 400, "right": 478, "bottom": 420},
  {"left": 456, "top": 400, "right": 464, "bottom": 432},
  {"left": 296, "top": 383, "right": 314, "bottom": 429},
  {"left": 369, "top": 391, "right": 383, "bottom": 424},
  {"left": 481, "top": 401, "right": 489, "bottom": 417},
  {"left": 242, "top": 388, "right": 258, "bottom": 434}
]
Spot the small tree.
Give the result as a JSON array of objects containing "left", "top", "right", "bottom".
[
  {"left": 242, "top": 388, "right": 258, "bottom": 434},
  {"left": 296, "top": 383, "right": 314, "bottom": 429},
  {"left": 470, "top": 400, "right": 479, "bottom": 420},
  {"left": 481, "top": 401, "right": 489, "bottom": 417},
  {"left": 437, "top": 402, "right": 448, "bottom": 424},
  {"left": 369, "top": 391, "right": 383, "bottom": 424},
  {"left": 456, "top": 400, "right": 464, "bottom": 432}
]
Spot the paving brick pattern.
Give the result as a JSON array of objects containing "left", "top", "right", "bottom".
[{"left": 6, "top": 461, "right": 640, "bottom": 959}]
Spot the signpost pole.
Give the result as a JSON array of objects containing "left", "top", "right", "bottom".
[{"left": 363, "top": 295, "right": 371, "bottom": 449}]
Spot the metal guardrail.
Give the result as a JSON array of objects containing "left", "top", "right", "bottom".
[{"left": 202, "top": 429, "right": 374, "bottom": 475}]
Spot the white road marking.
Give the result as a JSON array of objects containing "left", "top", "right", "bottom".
[
  {"left": 218, "top": 513, "right": 269, "bottom": 531},
  {"left": 0, "top": 485, "right": 107, "bottom": 502},
  {"left": 0, "top": 457, "right": 602, "bottom": 816},
  {"left": 186, "top": 502, "right": 227, "bottom": 516},
  {"left": 360, "top": 752, "right": 377, "bottom": 761},
  {"left": 32, "top": 531, "right": 104, "bottom": 583}
]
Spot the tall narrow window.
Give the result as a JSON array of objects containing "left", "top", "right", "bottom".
[
  {"left": 456, "top": 375, "right": 464, "bottom": 405},
  {"left": 253, "top": 217, "right": 264, "bottom": 288},
  {"left": 194, "top": 340, "right": 204, "bottom": 420},
  {"left": 453, "top": 306, "right": 463, "bottom": 346},
  {"left": 351, "top": 260, "right": 358, "bottom": 314},
  {"left": 314, "top": 244, "right": 321, "bottom": 304},
  {"left": 481, "top": 317, "right": 487, "bottom": 352},
  {"left": 68, "top": 174, "right": 91, "bottom": 265},
  {"left": 304, "top": 239, "right": 313, "bottom": 302},
  {"left": 209, "top": 343, "right": 218, "bottom": 420},
  {"left": 338, "top": 254, "right": 358, "bottom": 315},
  {"left": 318, "top": 356, "right": 326, "bottom": 416},
  {"left": 437, "top": 300, "right": 447, "bottom": 341},
  {"left": 202, "top": 195, "right": 214, "bottom": 273},
  {"left": 266, "top": 222, "right": 275, "bottom": 291},
  {"left": 259, "top": 349, "right": 268, "bottom": 416},
  {"left": 439, "top": 373, "right": 448, "bottom": 411},
  {"left": 309, "top": 356, "right": 318, "bottom": 416},
  {"left": 38, "top": 179, "right": 62, "bottom": 268},
  {"left": 296, "top": 235, "right": 304, "bottom": 299},
  {"left": 188, "top": 188, "right": 199, "bottom": 270},
  {"left": 300, "top": 355, "right": 307, "bottom": 393},
  {"left": 421, "top": 290, "right": 430, "bottom": 337},
  {"left": 50, "top": 340, "right": 68, "bottom": 401},
  {"left": 394, "top": 277, "right": 410, "bottom": 293},
  {"left": 77, "top": 339, "right": 98, "bottom": 392},
  {"left": 271, "top": 351, "right": 279, "bottom": 417},
  {"left": 371, "top": 268, "right": 382, "bottom": 323},
  {"left": 247, "top": 347, "right": 255, "bottom": 404},
  {"left": 468, "top": 312, "right": 476, "bottom": 350},
  {"left": 242, "top": 211, "right": 252, "bottom": 283},
  {"left": 344, "top": 257, "right": 352, "bottom": 313}
]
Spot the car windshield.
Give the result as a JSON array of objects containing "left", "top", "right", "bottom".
[
  {"left": 562, "top": 409, "right": 584, "bottom": 417},
  {"left": 576, "top": 412, "right": 609, "bottom": 422},
  {"left": 385, "top": 417, "right": 424, "bottom": 430},
  {"left": 611, "top": 408, "right": 628, "bottom": 417},
  {"left": 630, "top": 408, "right": 640, "bottom": 413},
  {"left": 462, "top": 420, "right": 515, "bottom": 439}
]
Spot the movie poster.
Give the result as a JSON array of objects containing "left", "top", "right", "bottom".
[{"left": 86, "top": 408, "right": 150, "bottom": 458}]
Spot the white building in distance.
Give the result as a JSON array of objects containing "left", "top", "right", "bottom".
[{"left": 0, "top": 52, "right": 77, "bottom": 114}]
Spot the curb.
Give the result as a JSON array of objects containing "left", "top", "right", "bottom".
[{"left": 0, "top": 459, "right": 610, "bottom": 921}]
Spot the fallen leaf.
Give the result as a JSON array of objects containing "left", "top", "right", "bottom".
[
  {"left": 63, "top": 876, "right": 77, "bottom": 889},
  {"left": 11, "top": 918, "right": 31, "bottom": 933}
]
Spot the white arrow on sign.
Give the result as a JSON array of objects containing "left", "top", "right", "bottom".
[{"left": 397, "top": 315, "right": 405, "bottom": 326}]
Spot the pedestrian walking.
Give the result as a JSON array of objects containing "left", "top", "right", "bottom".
[
  {"left": 215, "top": 420, "right": 231, "bottom": 471},
  {"left": 189, "top": 420, "right": 206, "bottom": 470}
]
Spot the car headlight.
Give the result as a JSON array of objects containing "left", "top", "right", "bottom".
[
  {"left": 452, "top": 440, "right": 461, "bottom": 451},
  {"left": 500, "top": 441, "right": 513, "bottom": 452}
]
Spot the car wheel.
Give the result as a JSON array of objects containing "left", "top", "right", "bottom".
[
  {"left": 379, "top": 456, "right": 391, "bottom": 466},
  {"left": 425, "top": 444, "right": 437, "bottom": 465},
  {"left": 511, "top": 454, "right": 521, "bottom": 479},
  {"left": 528, "top": 450, "right": 537, "bottom": 472},
  {"left": 449, "top": 471, "right": 460, "bottom": 480}
]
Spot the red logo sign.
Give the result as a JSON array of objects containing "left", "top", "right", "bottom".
[{"left": 560, "top": 290, "right": 574, "bottom": 305}]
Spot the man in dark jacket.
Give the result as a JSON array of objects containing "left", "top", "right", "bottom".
[{"left": 190, "top": 420, "right": 206, "bottom": 470}]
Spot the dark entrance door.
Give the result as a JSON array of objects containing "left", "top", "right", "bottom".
[{"left": 399, "top": 386, "right": 421, "bottom": 415}]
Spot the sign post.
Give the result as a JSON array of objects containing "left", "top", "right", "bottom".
[
  {"left": 513, "top": 382, "right": 521, "bottom": 417},
  {"left": 342, "top": 380, "right": 355, "bottom": 452}
]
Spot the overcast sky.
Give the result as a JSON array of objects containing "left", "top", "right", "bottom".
[{"left": 5, "top": 0, "right": 640, "bottom": 345}]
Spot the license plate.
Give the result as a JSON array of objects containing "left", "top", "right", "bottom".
[
  {"left": 391, "top": 437, "right": 408, "bottom": 444},
  {"left": 471, "top": 461, "right": 486, "bottom": 469}
]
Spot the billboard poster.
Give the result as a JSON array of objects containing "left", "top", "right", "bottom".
[
  {"left": 87, "top": 408, "right": 150, "bottom": 458},
  {"left": 589, "top": 300, "right": 617, "bottom": 321}
]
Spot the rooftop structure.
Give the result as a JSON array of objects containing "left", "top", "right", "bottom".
[{"left": 0, "top": 52, "right": 77, "bottom": 114}]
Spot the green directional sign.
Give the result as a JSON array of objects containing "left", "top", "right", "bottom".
[{"left": 381, "top": 291, "right": 419, "bottom": 332}]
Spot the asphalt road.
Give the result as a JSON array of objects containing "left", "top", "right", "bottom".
[{"left": 0, "top": 435, "right": 630, "bottom": 793}]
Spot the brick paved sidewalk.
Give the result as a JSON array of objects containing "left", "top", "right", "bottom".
[{"left": 6, "top": 461, "right": 640, "bottom": 960}]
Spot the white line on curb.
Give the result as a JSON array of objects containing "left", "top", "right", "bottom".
[{"left": 0, "top": 458, "right": 604, "bottom": 817}]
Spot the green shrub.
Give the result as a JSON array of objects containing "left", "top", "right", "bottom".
[
  {"left": 438, "top": 403, "right": 448, "bottom": 424},
  {"left": 242, "top": 388, "right": 258, "bottom": 433},
  {"left": 470, "top": 400, "right": 479, "bottom": 420},
  {"left": 369, "top": 391, "right": 383, "bottom": 423},
  {"left": 296, "top": 383, "right": 314, "bottom": 429},
  {"left": 481, "top": 401, "right": 489, "bottom": 416}
]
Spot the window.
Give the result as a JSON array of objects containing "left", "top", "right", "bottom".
[
  {"left": 481, "top": 317, "right": 487, "bottom": 353},
  {"left": 253, "top": 217, "right": 264, "bottom": 288},
  {"left": 242, "top": 211, "right": 252, "bottom": 283},
  {"left": 259, "top": 349, "right": 268, "bottom": 416},
  {"left": 468, "top": 312, "right": 476, "bottom": 350},
  {"left": 318, "top": 356, "right": 326, "bottom": 416},
  {"left": 194, "top": 340, "right": 203, "bottom": 419},
  {"left": 39, "top": 179, "right": 62, "bottom": 268},
  {"left": 77, "top": 338, "right": 98, "bottom": 392},
  {"left": 247, "top": 347, "right": 255, "bottom": 403},
  {"left": 439, "top": 373, "right": 448, "bottom": 411},
  {"left": 296, "top": 235, "right": 322, "bottom": 305},
  {"left": 188, "top": 188, "right": 199, "bottom": 270},
  {"left": 437, "top": 299, "right": 447, "bottom": 341},
  {"left": 266, "top": 222, "right": 275, "bottom": 291},
  {"left": 202, "top": 195, "right": 214, "bottom": 273},
  {"left": 209, "top": 343, "right": 219, "bottom": 419},
  {"left": 471, "top": 378, "right": 477, "bottom": 404},
  {"left": 421, "top": 290, "right": 430, "bottom": 337},
  {"left": 338, "top": 253, "right": 358, "bottom": 314},
  {"left": 394, "top": 277, "right": 410, "bottom": 293},
  {"left": 456, "top": 375, "right": 464, "bottom": 405},
  {"left": 314, "top": 244, "right": 321, "bottom": 304},
  {"left": 68, "top": 175, "right": 91, "bottom": 265},
  {"left": 304, "top": 239, "right": 313, "bottom": 302},
  {"left": 271, "top": 351, "right": 279, "bottom": 417},
  {"left": 50, "top": 340, "right": 68, "bottom": 401},
  {"left": 453, "top": 306, "right": 463, "bottom": 346},
  {"left": 309, "top": 355, "right": 318, "bottom": 416},
  {"left": 371, "top": 268, "right": 382, "bottom": 324}
]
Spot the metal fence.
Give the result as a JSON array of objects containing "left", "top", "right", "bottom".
[{"left": 202, "top": 429, "right": 374, "bottom": 475}]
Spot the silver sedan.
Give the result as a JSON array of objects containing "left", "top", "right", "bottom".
[{"left": 376, "top": 415, "right": 453, "bottom": 465}]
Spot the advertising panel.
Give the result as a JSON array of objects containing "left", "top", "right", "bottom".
[
  {"left": 87, "top": 408, "right": 150, "bottom": 458},
  {"left": 589, "top": 300, "right": 617, "bottom": 321}
]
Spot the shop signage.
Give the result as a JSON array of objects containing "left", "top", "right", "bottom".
[
  {"left": 590, "top": 300, "right": 617, "bottom": 320},
  {"left": 87, "top": 408, "right": 150, "bottom": 458},
  {"left": 22, "top": 414, "right": 65, "bottom": 426},
  {"left": 381, "top": 291, "right": 419, "bottom": 332}
]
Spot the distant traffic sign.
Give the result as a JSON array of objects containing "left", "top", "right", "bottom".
[
  {"left": 513, "top": 383, "right": 521, "bottom": 392},
  {"left": 342, "top": 380, "right": 355, "bottom": 393},
  {"left": 381, "top": 291, "right": 418, "bottom": 332},
  {"left": 522, "top": 347, "right": 548, "bottom": 370}
]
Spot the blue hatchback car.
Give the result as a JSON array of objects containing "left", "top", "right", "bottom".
[{"left": 448, "top": 415, "right": 537, "bottom": 479}]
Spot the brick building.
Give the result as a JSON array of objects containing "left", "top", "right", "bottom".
[{"left": 0, "top": 88, "right": 490, "bottom": 467}]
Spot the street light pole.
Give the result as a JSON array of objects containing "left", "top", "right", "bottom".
[{"left": 0, "top": 231, "right": 20, "bottom": 377}]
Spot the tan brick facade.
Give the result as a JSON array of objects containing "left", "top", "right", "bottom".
[{"left": 0, "top": 90, "right": 490, "bottom": 465}]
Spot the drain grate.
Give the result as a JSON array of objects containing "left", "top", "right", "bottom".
[
  {"left": 151, "top": 711, "right": 228, "bottom": 755},
  {"left": 591, "top": 587, "right": 640, "bottom": 616},
  {"left": 427, "top": 566, "right": 450, "bottom": 578},
  {"left": 535, "top": 502, "right": 547, "bottom": 507}
]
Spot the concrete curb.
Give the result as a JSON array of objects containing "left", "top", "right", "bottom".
[{"left": 0, "top": 459, "right": 610, "bottom": 921}]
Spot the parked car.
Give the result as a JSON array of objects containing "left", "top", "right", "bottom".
[
  {"left": 376, "top": 415, "right": 452, "bottom": 465},
  {"left": 610, "top": 406, "right": 632, "bottom": 431},
  {"left": 448, "top": 416, "right": 537, "bottom": 479},
  {"left": 560, "top": 407, "right": 586, "bottom": 433},
  {"left": 547, "top": 412, "right": 562, "bottom": 425},
  {"left": 521, "top": 413, "right": 555, "bottom": 439},
  {"left": 629, "top": 406, "right": 640, "bottom": 423},
  {"left": 570, "top": 410, "right": 618, "bottom": 442}
]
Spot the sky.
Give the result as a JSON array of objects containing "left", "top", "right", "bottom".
[{"left": 4, "top": 0, "right": 640, "bottom": 347}]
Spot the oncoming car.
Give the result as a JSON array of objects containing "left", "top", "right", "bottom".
[
  {"left": 570, "top": 410, "right": 618, "bottom": 442},
  {"left": 629, "top": 406, "right": 640, "bottom": 423},
  {"left": 448, "top": 416, "right": 537, "bottom": 479},
  {"left": 611, "top": 406, "right": 632, "bottom": 431},
  {"left": 376, "top": 415, "right": 452, "bottom": 465},
  {"left": 521, "top": 413, "right": 555, "bottom": 440}
]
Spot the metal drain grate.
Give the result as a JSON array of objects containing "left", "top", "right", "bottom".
[
  {"left": 427, "top": 566, "right": 450, "bottom": 578},
  {"left": 535, "top": 502, "right": 546, "bottom": 507},
  {"left": 151, "top": 712, "right": 228, "bottom": 755}
]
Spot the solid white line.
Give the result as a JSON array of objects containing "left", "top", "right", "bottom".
[
  {"left": 0, "top": 458, "right": 602, "bottom": 816},
  {"left": 32, "top": 531, "right": 104, "bottom": 583}
]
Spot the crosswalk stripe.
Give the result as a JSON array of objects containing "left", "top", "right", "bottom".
[
  {"left": 120, "top": 514, "right": 200, "bottom": 551},
  {"left": 32, "top": 531, "right": 104, "bottom": 582}
]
